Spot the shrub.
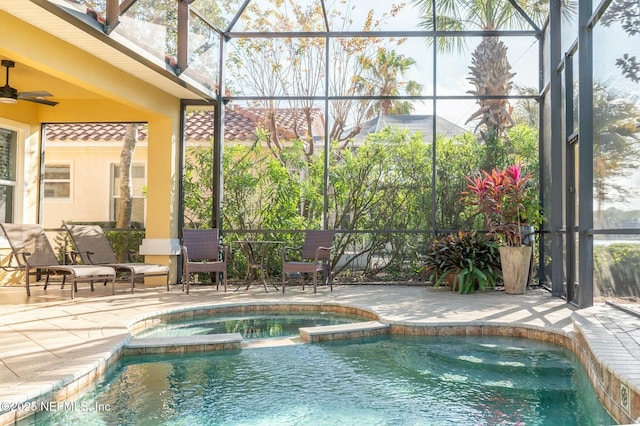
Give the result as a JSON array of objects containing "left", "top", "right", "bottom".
[{"left": 424, "top": 231, "right": 502, "bottom": 294}]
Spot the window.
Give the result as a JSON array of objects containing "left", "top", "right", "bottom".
[
  {"left": 0, "top": 128, "right": 17, "bottom": 222},
  {"left": 111, "top": 164, "right": 145, "bottom": 224},
  {"left": 43, "top": 164, "right": 71, "bottom": 199}
]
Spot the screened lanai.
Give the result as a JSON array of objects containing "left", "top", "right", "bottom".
[
  {"left": 2, "top": 0, "right": 639, "bottom": 309},
  {"left": 180, "top": 0, "right": 640, "bottom": 309}
]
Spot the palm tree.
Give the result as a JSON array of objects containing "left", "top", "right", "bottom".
[
  {"left": 355, "top": 47, "right": 424, "bottom": 118},
  {"left": 414, "top": 0, "right": 547, "bottom": 139}
]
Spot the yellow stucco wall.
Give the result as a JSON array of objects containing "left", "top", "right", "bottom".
[{"left": 42, "top": 143, "right": 150, "bottom": 229}]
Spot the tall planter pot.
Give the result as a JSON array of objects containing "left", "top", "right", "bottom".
[{"left": 499, "top": 246, "right": 532, "bottom": 294}]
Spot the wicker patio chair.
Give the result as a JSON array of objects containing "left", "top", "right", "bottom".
[
  {"left": 65, "top": 224, "right": 170, "bottom": 293},
  {"left": 0, "top": 223, "right": 116, "bottom": 299},
  {"left": 281, "top": 230, "right": 336, "bottom": 294},
  {"left": 181, "top": 228, "right": 228, "bottom": 294}
]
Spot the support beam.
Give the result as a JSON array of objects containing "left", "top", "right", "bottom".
[
  {"left": 177, "top": 0, "right": 190, "bottom": 75},
  {"left": 549, "top": 0, "right": 565, "bottom": 297},
  {"left": 213, "top": 34, "right": 226, "bottom": 230},
  {"left": 104, "top": 0, "right": 119, "bottom": 34},
  {"left": 578, "top": 0, "right": 594, "bottom": 308}
]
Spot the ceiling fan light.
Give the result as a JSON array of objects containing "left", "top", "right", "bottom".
[{"left": 0, "top": 96, "right": 17, "bottom": 104}]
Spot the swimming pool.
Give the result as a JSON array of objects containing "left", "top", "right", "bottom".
[{"left": 28, "top": 335, "right": 615, "bottom": 425}]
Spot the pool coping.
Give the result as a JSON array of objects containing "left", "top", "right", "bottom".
[
  {"left": 1, "top": 292, "right": 639, "bottom": 425},
  {"left": 300, "top": 320, "right": 390, "bottom": 342},
  {"left": 123, "top": 333, "right": 244, "bottom": 355}
]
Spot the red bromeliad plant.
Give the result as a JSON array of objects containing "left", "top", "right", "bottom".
[{"left": 463, "top": 163, "right": 539, "bottom": 247}]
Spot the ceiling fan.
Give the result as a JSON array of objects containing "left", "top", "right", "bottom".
[{"left": 0, "top": 60, "right": 58, "bottom": 106}]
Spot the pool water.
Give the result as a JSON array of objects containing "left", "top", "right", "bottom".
[
  {"left": 27, "top": 335, "right": 615, "bottom": 426},
  {"left": 133, "top": 312, "right": 368, "bottom": 340}
]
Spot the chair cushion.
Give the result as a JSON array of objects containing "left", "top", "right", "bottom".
[{"left": 111, "top": 263, "right": 169, "bottom": 275}]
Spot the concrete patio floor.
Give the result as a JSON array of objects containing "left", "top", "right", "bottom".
[{"left": 0, "top": 282, "right": 639, "bottom": 424}]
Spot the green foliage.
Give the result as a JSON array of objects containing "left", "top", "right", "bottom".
[
  {"left": 329, "top": 126, "right": 432, "bottom": 278},
  {"left": 506, "top": 124, "right": 540, "bottom": 168},
  {"left": 424, "top": 231, "right": 502, "bottom": 294},
  {"left": 592, "top": 82, "right": 640, "bottom": 213},
  {"left": 53, "top": 225, "right": 73, "bottom": 264},
  {"left": 435, "top": 133, "right": 486, "bottom": 230},
  {"left": 104, "top": 230, "right": 145, "bottom": 262},
  {"left": 183, "top": 120, "right": 540, "bottom": 281},
  {"left": 594, "top": 243, "right": 640, "bottom": 298},
  {"left": 183, "top": 143, "right": 215, "bottom": 228},
  {"left": 185, "top": 139, "right": 315, "bottom": 231}
]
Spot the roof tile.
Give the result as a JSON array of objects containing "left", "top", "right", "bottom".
[{"left": 46, "top": 106, "right": 324, "bottom": 143}]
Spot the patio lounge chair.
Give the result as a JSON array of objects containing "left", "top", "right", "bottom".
[
  {"left": 281, "top": 230, "right": 336, "bottom": 294},
  {"left": 181, "top": 228, "right": 228, "bottom": 294},
  {"left": 65, "top": 224, "right": 170, "bottom": 293},
  {"left": 0, "top": 223, "right": 116, "bottom": 299}
]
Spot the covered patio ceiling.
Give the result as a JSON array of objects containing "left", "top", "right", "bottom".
[{"left": 0, "top": 0, "right": 214, "bottom": 108}]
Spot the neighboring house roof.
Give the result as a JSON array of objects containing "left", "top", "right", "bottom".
[
  {"left": 45, "top": 112, "right": 460, "bottom": 145},
  {"left": 46, "top": 122, "right": 149, "bottom": 141},
  {"left": 351, "top": 114, "right": 466, "bottom": 144},
  {"left": 223, "top": 106, "right": 325, "bottom": 142},
  {"left": 46, "top": 106, "right": 325, "bottom": 143}
]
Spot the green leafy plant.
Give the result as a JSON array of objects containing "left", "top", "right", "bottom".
[
  {"left": 594, "top": 243, "right": 640, "bottom": 298},
  {"left": 463, "top": 163, "right": 542, "bottom": 246},
  {"left": 53, "top": 223, "right": 74, "bottom": 264},
  {"left": 424, "top": 231, "right": 502, "bottom": 294},
  {"left": 105, "top": 230, "right": 145, "bottom": 262}
]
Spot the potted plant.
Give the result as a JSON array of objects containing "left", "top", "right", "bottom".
[
  {"left": 424, "top": 231, "right": 502, "bottom": 294},
  {"left": 463, "top": 163, "right": 542, "bottom": 294}
]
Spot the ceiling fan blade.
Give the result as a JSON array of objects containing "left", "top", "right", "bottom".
[
  {"left": 19, "top": 96, "right": 59, "bottom": 106},
  {"left": 17, "top": 91, "right": 54, "bottom": 97},
  {"left": 1, "top": 61, "right": 58, "bottom": 106}
]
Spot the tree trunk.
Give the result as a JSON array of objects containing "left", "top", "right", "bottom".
[
  {"left": 465, "top": 36, "right": 515, "bottom": 141},
  {"left": 116, "top": 123, "right": 137, "bottom": 228}
]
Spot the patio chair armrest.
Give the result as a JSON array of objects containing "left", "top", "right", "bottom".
[
  {"left": 84, "top": 250, "right": 97, "bottom": 264},
  {"left": 67, "top": 250, "right": 83, "bottom": 265},
  {"left": 281, "top": 245, "right": 302, "bottom": 262},
  {"left": 17, "top": 251, "right": 32, "bottom": 267},
  {"left": 314, "top": 245, "right": 334, "bottom": 260}
]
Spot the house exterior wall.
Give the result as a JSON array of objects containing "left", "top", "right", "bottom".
[{"left": 42, "top": 142, "right": 150, "bottom": 229}]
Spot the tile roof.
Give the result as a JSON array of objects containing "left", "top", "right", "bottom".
[
  {"left": 244, "top": 106, "right": 325, "bottom": 139},
  {"left": 46, "top": 106, "right": 325, "bottom": 143},
  {"left": 46, "top": 122, "right": 148, "bottom": 141}
]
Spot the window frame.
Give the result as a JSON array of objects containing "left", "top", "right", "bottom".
[{"left": 43, "top": 162, "right": 72, "bottom": 201}]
